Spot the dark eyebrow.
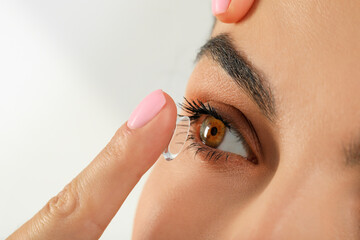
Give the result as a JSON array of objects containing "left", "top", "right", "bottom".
[
  {"left": 196, "top": 34, "right": 276, "bottom": 121},
  {"left": 345, "top": 137, "right": 360, "bottom": 166}
]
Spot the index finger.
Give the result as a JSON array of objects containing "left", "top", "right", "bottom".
[{"left": 8, "top": 90, "right": 177, "bottom": 240}]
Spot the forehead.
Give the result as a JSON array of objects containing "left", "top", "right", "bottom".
[{"left": 212, "top": 1, "right": 360, "bottom": 163}]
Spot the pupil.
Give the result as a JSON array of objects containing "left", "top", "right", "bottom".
[{"left": 210, "top": 127, "right": 218, "bottom": 136}]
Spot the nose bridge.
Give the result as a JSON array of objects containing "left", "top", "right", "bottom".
[{"left": 230, "top": 159, "right": 336, "bottom": 240}]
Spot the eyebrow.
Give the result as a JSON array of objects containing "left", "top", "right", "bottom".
[
  {"left": 345, "top": 137, "right": 360, "bottom": 166},
  {"left": 196, "top": 34, "right": 276, "bottom": 121}
]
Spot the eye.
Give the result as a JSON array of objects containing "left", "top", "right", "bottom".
[
  {"left": 199, "top": 115, "right": 251, "bottom": 159},
  {"left": 180, "top": 98, "right": 259, "bottom": 164}
]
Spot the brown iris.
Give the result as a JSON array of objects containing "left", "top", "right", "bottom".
[{"left": 199, "top": 116, "right": 226, "bottom": 148}]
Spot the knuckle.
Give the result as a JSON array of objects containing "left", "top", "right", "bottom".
[
  {"left": 104, "top": 127, "right": 146, "bottom": 179},
  {"left": 42, "top": 182, "right": 105, "bottom": 237},
  {"left": 46, "top": 182, "right": 79, "bottom": 219},
  {"left": 105, "top": 127, "right": 132, "bottom": 160}
]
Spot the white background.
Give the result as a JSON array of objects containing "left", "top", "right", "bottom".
[{"left": 0, "top": 1, "right": 212, "bottom": 238}]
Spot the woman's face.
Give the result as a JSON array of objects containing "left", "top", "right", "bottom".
[{"left": 133, "top": 1, "right": 360, "bottom": 239}]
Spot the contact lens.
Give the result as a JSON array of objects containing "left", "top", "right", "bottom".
[{"left": 162, "top": 115, "right": 190, "bottom": 161}]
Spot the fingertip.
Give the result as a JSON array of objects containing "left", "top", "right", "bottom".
[
  {"left": 161, "top": 91, "right": 177, "bottom": 121},
  {"left": 145, "top": 90, "right": 177, "bottom": 153},
  {"left": 124, "top": 90, "right": 177, "bottom": 163},
  {"left": 212, "top": 0, "right": 231, "bottom": 16},
  {"left": 214, "top": 0, "right": 255, "bottom": 23}
]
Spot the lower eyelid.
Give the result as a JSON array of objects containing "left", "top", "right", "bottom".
[
  {"left": 185, "top": 127, "right": 257, "bottom": 164},
  {"left": 185, "top": 132, "right": 230, "bottom": 162}
]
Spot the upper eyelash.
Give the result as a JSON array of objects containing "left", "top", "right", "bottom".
[{"left": 179, "top": 97, "right": 230, "bottom": 128}]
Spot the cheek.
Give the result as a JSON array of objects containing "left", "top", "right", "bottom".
[
  {"left": 133, "top": 159, "right": 227, "bottom": 239},
  {"left": 133, "top": 151, "right": 269, "bottom": 240}
]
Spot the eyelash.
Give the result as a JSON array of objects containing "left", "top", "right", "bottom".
[{"left": 179, "top": 98, "right": 255, "bottom": 163}]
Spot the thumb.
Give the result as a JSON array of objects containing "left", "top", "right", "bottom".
[
  {"left": 212, "top": 0, "right": 255, "bottom": 23},
  {"left": 8, "top": 89, "right": 177, "bottom": 240}
]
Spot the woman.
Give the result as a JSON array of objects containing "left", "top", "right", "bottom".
[{"left": 8, "top": 0, "right": 360, "bottom": 239}]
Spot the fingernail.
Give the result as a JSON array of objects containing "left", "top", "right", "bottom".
[
  {"left": 127, "top": 89, "right": 166, "bottom": 129},
  {"left": 212, "top": 0, "right": 231, "bottom": 15}
]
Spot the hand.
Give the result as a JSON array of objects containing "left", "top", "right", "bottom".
[
  {"left": 7, "top": 90, "right": 177, "bottom": 240},
  {"left": 212, "top": 0, "right": 255, "bottom": 23}
]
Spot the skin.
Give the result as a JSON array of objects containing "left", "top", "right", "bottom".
[
  {"left": 7, "top": 1, "right": 359, "bottom": 239},
  {"left": 133, "top": 1, "right": 360, "bottom": 239}
]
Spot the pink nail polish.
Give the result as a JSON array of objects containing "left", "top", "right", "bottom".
[
  {"left": 127, "top": 89, "right": 166, "bottom": 129},
  {"left": 212, "top": 0, "right": 231, "bottom": 15}
]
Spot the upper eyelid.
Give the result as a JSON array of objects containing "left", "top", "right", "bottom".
[
  {"left": 179, "top": 98, "right": 225, "bottom": 121},
  {"left": 179, "top": 98, "right": 247, "bottom": 138}
]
